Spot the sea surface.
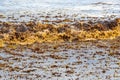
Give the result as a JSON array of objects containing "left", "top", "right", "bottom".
[{"left": 0, "top": 0, "right": 120, "bottom": 18}]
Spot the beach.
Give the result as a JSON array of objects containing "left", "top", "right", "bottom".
[{"left": 0, "top": 0, "right": 120, "bottom": 80}]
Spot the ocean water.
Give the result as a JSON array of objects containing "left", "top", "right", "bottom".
[{"left": 0, "top": 0, "right": 120, "bottom": 20}]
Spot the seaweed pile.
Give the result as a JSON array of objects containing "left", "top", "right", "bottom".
[{"left": 0, "top": 18, "right": 120, "bottom": 47}]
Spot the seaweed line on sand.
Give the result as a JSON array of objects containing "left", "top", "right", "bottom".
[{"left": 0, "top": 18, "right": 120, "bottom": 47}]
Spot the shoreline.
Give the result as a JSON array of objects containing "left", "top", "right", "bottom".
[
  {"left": 0, "top": 0, "right": 120, "bottom": 79},
  {"left": 0, "top": 12, "right": 120, "bottom": 80},
  {"left": 0, "top": 17, "right": 120, "bottom": 47}
]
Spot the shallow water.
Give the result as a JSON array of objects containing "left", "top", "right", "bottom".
[
  {"left": 0, "top": 40, "right": 120, "bottom": 80},
  {"left": 0, "top": 0, "right": 120, "bottom": 22}
]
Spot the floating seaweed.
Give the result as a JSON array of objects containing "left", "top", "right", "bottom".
[{"left": 0, "top": 18, "right": 119, "bottom": 46}]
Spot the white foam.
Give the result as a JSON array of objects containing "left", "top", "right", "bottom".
[{"left": 0, "top": 0, "right": 120, "bottom": 19}]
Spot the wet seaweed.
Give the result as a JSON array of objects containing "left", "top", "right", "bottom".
[{"left": 0, "top": 18, "right": 119, "bottom": 47}]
